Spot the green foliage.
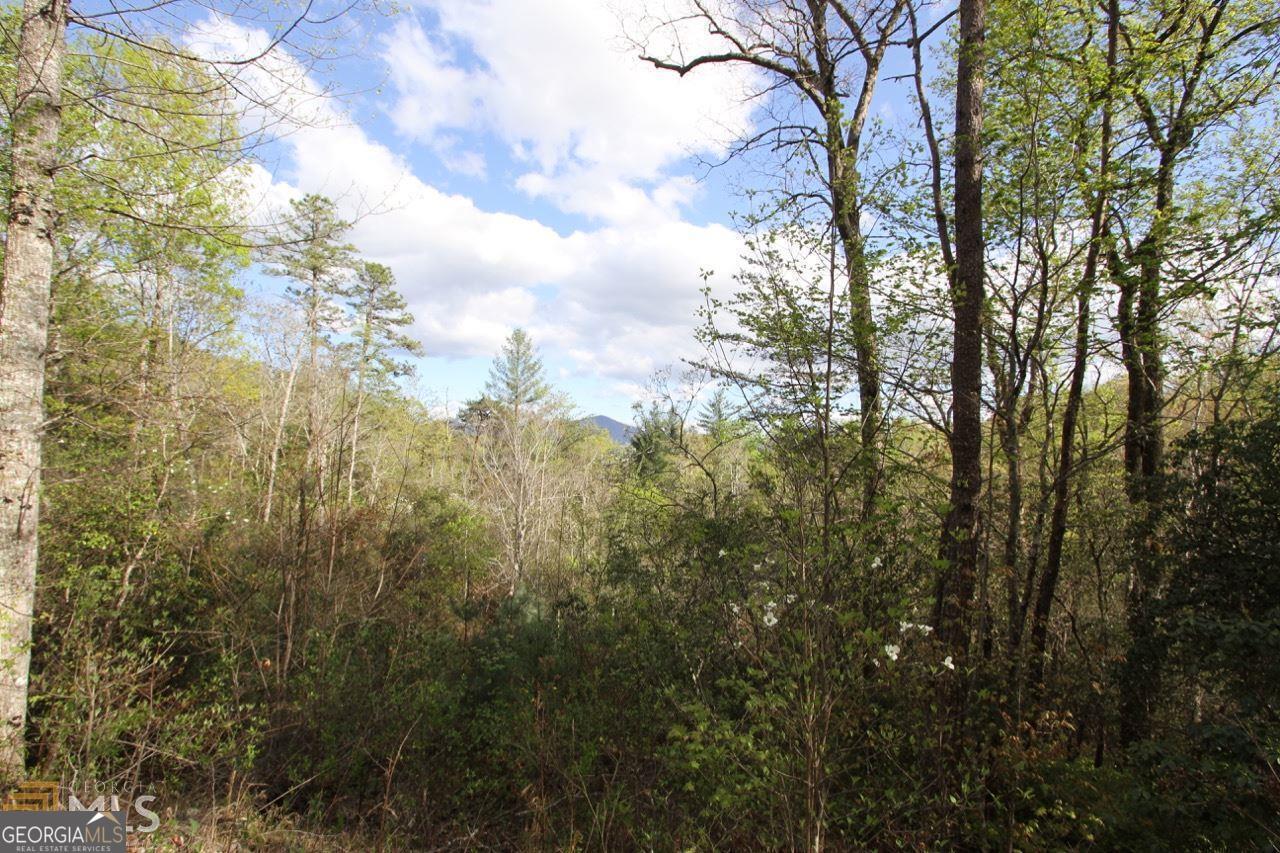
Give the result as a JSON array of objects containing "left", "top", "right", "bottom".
[
  {"left": 484, "top": 327, "right": 550, "bottom": 412},
  {"left": 347, "top": 261, "right": 423, "bottom": 382},
  {"left": 264, "top": 194, "right": 357, "bottom": 350},
  {"left": 10, "top": 0, "right": 1280, "bottom": 848},
  {"left": 1132, "top": 395, "right": 1280, "bottom": 845}
]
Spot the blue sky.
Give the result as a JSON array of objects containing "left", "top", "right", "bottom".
[{"left": 180, "top": 0, "right": 942, "bottom": 422}]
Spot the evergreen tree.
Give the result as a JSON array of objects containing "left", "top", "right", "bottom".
[
  {"left": 347, "top": 262, "right": 422, "bottom": 382},
  {"left": 343, "top": 261, "right": 422, "bottom": 501},
  {"left": 456, "top": 395, "right": 499, "bottom": 434},
  {"left": 630, "top": 401, "right": 680, "bottom": 480},
  {"left": 696, "top": 389, "right": 737, "bottom": 443},
  {"left": 265, "top": 194, "right": 356, "bottom": 361},
  {"left": 260, "top": 193, "right": 355, "bottom": 513},
  {"left": 485, "top": 328, "right": 549, "bottom": 417},
  {"left": 473, "top": 329, "right": 560, "bottom": 594}
]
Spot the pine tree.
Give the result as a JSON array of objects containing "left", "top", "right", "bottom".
[
  {"left": 343, "top": 261, "right": 422, "bottom": 502},
  {"left": 347, "top": 262, "right": 421, "bottom": 379},
  {"left": 696, "top": 389, "right": 736, "bottom": 443},
  {"left": 265, "top": 194, "right": 356, "bottom": 363},
  {"left": 630, "top": 401, "right": 679, "bottom": 480},
  {"left": 475, "top": 329, "right": 557, "bottom": 594},
  {"left": 261, "top": 193, "right": 355, "bottom": 517},
  {"left": 485, "top": 328, "right": 549, "bottom": 418}
]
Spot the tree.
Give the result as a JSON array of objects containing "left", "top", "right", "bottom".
[
  {"left": 1107, "top": 0, "right": 1280, "bottom": 746},
  {"left": 261, "top": 193, "right": 355, "bottom": 518},
  {"left": 638, "top": 0, "right": 909, "bottom": 514},
  {"left": 344, "top": 261, "right": 422, "bottom": 503},
  {"left": 629, "top": 401, "right": 679, "bottom": 480},
  {"left": 1026, "top": 0, "right": 1120, "bottom": 689},
  {"left": 473, "top": 329, "right": 559, "bottom": 595},
  {"left": 933, "top": 0, "right": 987, "bottom": 666},
  {"left": 1149, "top": 397, "right": 1280, "bottom": 827},
  {"left": 696, "top": 388, "right": 738, "bottom": 443},
  {"left": 265, "top": 194, "right": 355, "bottom": 373},
  {"left": 484, "top": 327, "right": 549, "bottom": 417},
  {"left": 0, "top": 0, "right": 372, "bottom": 776},
  {"left": 0, "top": 0, "right": 69, "bottom": 777}
]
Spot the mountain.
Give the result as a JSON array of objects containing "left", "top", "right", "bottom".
[{"left": 580, "top": 414, "right": 635, "bottom": 445}]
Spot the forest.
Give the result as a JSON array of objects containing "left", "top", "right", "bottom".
[{"left": 0, "top": 0, "right": 1278, "bottom": 849}]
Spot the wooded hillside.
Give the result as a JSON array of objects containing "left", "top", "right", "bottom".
[{"left": 0, "top": 0, "right": 1277, "bottom": 848}]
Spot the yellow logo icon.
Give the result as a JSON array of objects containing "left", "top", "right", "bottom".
[{"left": 1, "top": 780, "right": 61, "bottom": 811}]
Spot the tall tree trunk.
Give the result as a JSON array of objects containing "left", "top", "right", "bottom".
[
  {"left": 345, "top": 386, "right": 364, "bottom": 506},
  {"left": 0, "top": 0, "right": 68, "bottom": 780},
  {"left": 809, "top": 0, "right": 903, "bottom": 517},
  {"left": 833, "top": 176, "right": 884, "bottom": 518},
  {"left": 934, "top": 0, "right": 987, "bottom": 660},
  {"left": 989, "top": 301, "right": 1042, "bottom": 658},
  {"left": 305, "top": 293, "right": 323, "bottom": 509},
  {"left": 263, "top": 347, "right": 302, "bottom": 523},
  {"left": 346, "top": 342, "right": 368, "bottom": 506},
  {"left": 1029, "top": 0, "right": 1117, "bottom": 688},
  {"left": 345, "top": 305, "right": 378, "bottom": 507},
  {"left": 1117, "top": 173, "right": 1171, "bottom": 745},
  {"left": 1113, "top": 0, "right": 1228, "bottom": 743},
  {"left": 999, "top": 393, "right": 1024, "bottom": 648}
]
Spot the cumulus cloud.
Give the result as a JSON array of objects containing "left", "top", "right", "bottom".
[
  {"left": 382, "top": 0, "right": 759, "bottom": 225},
  {"left": 190, "top": 6, "right": 754, "bottom": 386}
]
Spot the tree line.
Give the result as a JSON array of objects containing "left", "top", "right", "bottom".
[{"left": 0, "top": 0, "right": 1277, "bottom": 848}]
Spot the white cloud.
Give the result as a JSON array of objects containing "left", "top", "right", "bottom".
[
  {"left": 189, "top": 10, "right": 750, "bottom": 388},
  {"left": 382, "top": 0, "right": 759, "bottom": 224},
  {"left": 381, "top": 21, "right": 480, "bottom": 138}
]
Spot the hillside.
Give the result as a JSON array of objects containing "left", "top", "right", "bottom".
[{"left": 580, "top": 414, "right": 635, "bottom": 444}]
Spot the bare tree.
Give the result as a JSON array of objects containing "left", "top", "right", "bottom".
[{"left": 637, "top": 0, "right": 907, "bottom": 513}]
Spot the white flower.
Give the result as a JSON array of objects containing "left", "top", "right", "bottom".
[
  {"left": 942, "top": 655, "right": 955, "bottom": 671},
  {"left": 763, "top": 612, "right": 779, "bottom": 628},
  {"left": 871, "top": 556, "right": 883, "bottom": 569},
  {"left": 883, "top": 643, "right": 900, "bottom": 662},
  {"left": 718, "top": 548, "right": 727, "bottom": 558}
]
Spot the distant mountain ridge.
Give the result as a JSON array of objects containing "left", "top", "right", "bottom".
[{"left": 580, "top": 415, "right": 634, "bottom": 445}]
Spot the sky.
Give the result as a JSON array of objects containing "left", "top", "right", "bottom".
[
  {"left": 172, "top": 0, "right": 949, "bottom": 423},
  {"left": 181, "top": 0, "right": 782, "bottom": 423}
]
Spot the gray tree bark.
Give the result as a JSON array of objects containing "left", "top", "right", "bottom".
[
  {"left": 933, "top": 0, "right": 987, "bottom": 661},
  {"left": 0, "top": 0, "right": 68, "bottom": 780}
]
